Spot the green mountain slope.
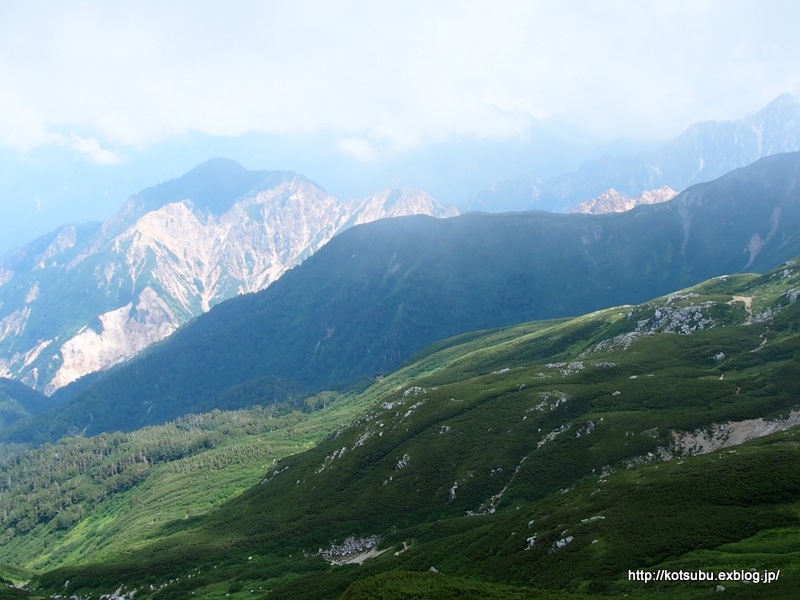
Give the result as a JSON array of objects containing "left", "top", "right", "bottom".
[
  {"left": 9, "top": 152, "right": 800, "bottom": 445},
  {"left": 0, "top": 323, "right": 563, "bottom": 573},
  {"left": 19, "top": 257, "right": 800, "bottom": 599},
  {"left": 0, "top": 379, "right": 58, "bottom": 431}
]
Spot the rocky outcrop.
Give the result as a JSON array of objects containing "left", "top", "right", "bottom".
[
  {"left": 0, "top": 162, "right": 459, "bottom": 393},
  {"left": 314, "top": 535, "right": 382, "bottom": 565},
  {"left": 614, "top": 411, "right": 800, "bottom": 472},
  {"left": 667, "top": 411, "right": 800, "bottom": 457},
  {"left": 0, "top": 309, "right": 31, "bottom": 344}
]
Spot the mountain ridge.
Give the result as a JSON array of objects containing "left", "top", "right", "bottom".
[
  {"left": 0, "top": 378, "right": 56, "bottom": 430},
  {"left": 6, "top": 151, "right": 800, "bottom": 445},
  {"left": 568, "top": 186, "right": 677, "bottom": 214},
  {"left": 0, "top": 160, "right": 458, "bottom": 394}
]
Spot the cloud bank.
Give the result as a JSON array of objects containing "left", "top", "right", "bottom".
[{"left": 0, "top": 0, "right": 798, "bottom": 153}]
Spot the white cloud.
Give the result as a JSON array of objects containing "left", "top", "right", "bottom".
[
  {"left": 70, "top": 135, "right": 123, "bottom": 165},
  {"left": 0, "top": 87, "right": 67, "bottom": 151},
  {"left": 336, "top": 137, "right": 377, "bottom": 162},
  {"left": 0, "top": 0, "right": 798, "bottom": 151}
]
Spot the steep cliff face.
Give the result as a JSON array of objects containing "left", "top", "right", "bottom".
[
  {"left": 45, "top": 287, "right": 180, "bottom": 393},
  {"left": 0, "top": 161, "right": 458, "bottom": 393}
]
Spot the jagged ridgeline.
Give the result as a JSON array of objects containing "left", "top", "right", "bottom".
[
  {"left": 468, "top": 92, "right": 800, "bottom": 212},
  {"left": 16, "top": 257, "right": 800, "bottom": 599},
  {"left": 0, "top": 158, "right": 457, "bottom": 395},
  {"left": 7, "top": 152, "right": 800, "bottom": 445}
]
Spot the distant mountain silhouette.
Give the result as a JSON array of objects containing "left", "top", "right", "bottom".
[{"left": 468, "top": 93, "right": 800, "bottom": 212}]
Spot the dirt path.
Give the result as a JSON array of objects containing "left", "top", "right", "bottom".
[{"left": 728, "top": 296, "right": 754, "bottom": 321}]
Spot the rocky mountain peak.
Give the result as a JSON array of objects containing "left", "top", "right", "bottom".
[
  {"left": 569, "top": 186, "right": 677, "bottom": 214},
  {"left": 0, "top": 164, "right": 459, "bottom": 393},
  {"left": 352, "top": 189, "right": 460, "bottom": 225},
  {"left": 93, "top": 159, "right": 289, "bottom": 245}
]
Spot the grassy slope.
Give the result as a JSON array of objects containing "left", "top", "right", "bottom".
[
  {"left": 0, "top": 318, "right": 563, "bottom": 572},
  {"left": 385, "top": 427, "right": 800, "bottom": 599},
  {"left": 16, "top": 259, "right": 799, "bottom": 599},
  {"left": 0, "top": 400, "right": 363, "bottom": 571}
]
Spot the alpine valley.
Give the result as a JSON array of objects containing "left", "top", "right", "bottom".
[{"left": 1, "top": 148, "right": 800, "bottom": 598}]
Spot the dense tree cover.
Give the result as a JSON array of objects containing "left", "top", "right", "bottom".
[{"left": 0, "top": 406, "right": 287, "bottom": 541}]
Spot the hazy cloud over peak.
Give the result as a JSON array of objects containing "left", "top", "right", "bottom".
[
  {"left": 70, "top": 135, "right": 123, "bottom": 165},
  {"left": 1, "top": 0, "right": 798, "bottom": 153}
]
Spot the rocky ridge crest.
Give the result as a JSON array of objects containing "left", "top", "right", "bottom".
[
  {"left": 569, "top": 186, "right": 677, "bottom": 214},
  {"left": 0, "top": 163, "right": 458, "bottom": 393}
]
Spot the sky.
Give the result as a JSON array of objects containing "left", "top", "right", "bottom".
[{"left": 1, "top": 0, "right": 799, "bottom": 254}]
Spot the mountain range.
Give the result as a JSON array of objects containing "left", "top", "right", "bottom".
[
  {"left": 0, "top": 159, "right": 457, "bottom": 394},
  {"left": 1, "top": 139, "right": 800, "bottom": 598},
  {"left": 468, "top": 93, "right": 800, "bottom": 212},
  {"left": 6, "top": 151, "right": 800, "bottom": 446},
  {"left": 4, "top": 94, "right": 800, "bottom": 399}
]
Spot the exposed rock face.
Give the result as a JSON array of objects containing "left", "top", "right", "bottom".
[
  {"left": 45, "top": 287, "right": 179, "bottom": 394},
  {"left": 0, "top": 161, "right": 458, "bottom": 393},
  {"left": 620, "top": 410, "right": 800, "bottom": 469},
  {"left": 315, "top": 535, "right": 382, "bottom": 565},
  {"left": 668, "top": 411, "right": 800, "bottom": 457},
  {"left": 0, "top": 308, "right": 31, "bottom": 342},
  {"left": 569, "top": 186, "right": 677, "bottom": 214}
]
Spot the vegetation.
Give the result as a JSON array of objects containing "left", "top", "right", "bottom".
[
  {"left": 0, "top": 257, "right": 790, "bottom": 598},
  {"left": 0, "top": 398, "right": 360, "bottom": 570},
  {"left": 0, "top": 380, "right": 57, "bottom": 430},
  {"left": 340, "top": 571, "right": 582, "bottom": 599}
]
